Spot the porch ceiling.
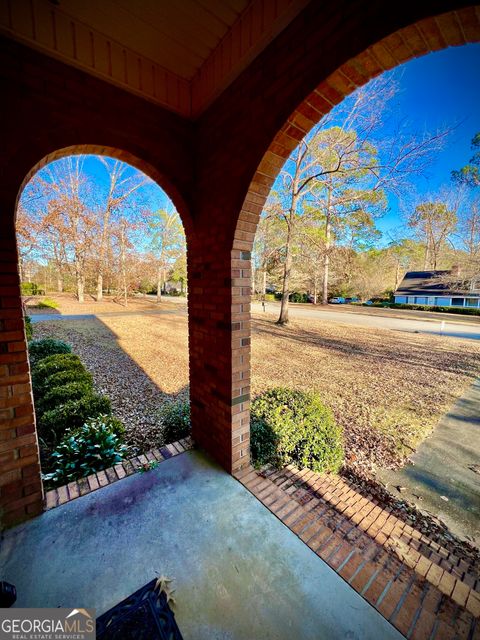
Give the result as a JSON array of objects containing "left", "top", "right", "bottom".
[{"left": 0, "top": 0, "right": 310, "bottom": 116}]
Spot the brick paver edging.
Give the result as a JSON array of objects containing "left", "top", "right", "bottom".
[
  {"left": 44, "top": 437, "right": 194, "bottom": 510},
  {"left": 235, "top": 464, "right": 480, "bottom": 640}
]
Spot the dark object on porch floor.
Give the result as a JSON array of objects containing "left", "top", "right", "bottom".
[
  {"left": 0, "top": 581, "right": 17, "bottom": 607},
  {"left": 96, "top": 579, "right": 183, "bottom": 640}
]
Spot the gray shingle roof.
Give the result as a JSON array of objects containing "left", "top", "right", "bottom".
[{"left": 394, "top": 271, "right": 480, "bottom": 297}]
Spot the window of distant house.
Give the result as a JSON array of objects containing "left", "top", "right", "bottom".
[
  {"left": 451, "top": 298, "right": 464, "bottom": 306},
  {"left": 465, "top": 298, "right": 479, "bottom": 307}
]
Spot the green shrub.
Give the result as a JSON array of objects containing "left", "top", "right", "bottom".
[
  {"left": 250, "top": 388, "right": 344, "bottom": 473},
  {"left": 159, "top": 400, "right": 191, "bottom": 443},
  {"left": 36, "top": 381, "right": 94, "bottom": 414},
  {"left": 44, "top": 418, "right": 127, "bottom": 486},
  {"left": 85, "top": 413, "right": 125, "bottom": 437},
  {"left": 290, "top": 292, "right": 309, "bottom": 303},
  {"left": 36, "top": 297, "right": 59, "bottom": 309},
  {"left": 38, "top": 393, "right": 111, "bottom": 445},
  {"left": 32, "top": 353, "right": 84, "bottom": 394},
  {"left": 21, "top": 282, "right": 43, "bottom": 295},
  {"left": 24, "top": 315, "right": 33, "bottom": 341},
  {"left": 363, "top": 301, "right": 480, "bottom": 315},
  {"left": 44, "top": 368, "right": 93, "bottom": 392},
  {"left": 28, "top": 338, "right": 72, "bottom": 366}
]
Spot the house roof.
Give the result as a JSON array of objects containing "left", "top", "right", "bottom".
[{"left": 395, "top": 271, "right": 480, "bottom": 298}]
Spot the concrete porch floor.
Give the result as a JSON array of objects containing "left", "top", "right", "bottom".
[{"left": 0, "top": 450, "right": 402, "bottom": 640}]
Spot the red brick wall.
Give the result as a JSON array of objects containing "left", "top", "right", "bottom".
[
  {"left": 0, "top": 214, "right": 43, "bottom": 526},
  {"left": 1, "top": 1, "right": 478, "bottom": 524}
]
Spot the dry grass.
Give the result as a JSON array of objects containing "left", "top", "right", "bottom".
[
  {"left": 251, "top": 312, "right": 480, "bottom": 471},
  {"left": 29, "top": 297, "right": 480, "bottom": 470}
]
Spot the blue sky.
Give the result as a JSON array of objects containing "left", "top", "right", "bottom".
[{"left": 372, "top": 43, "right": 480, "bottom": 240}]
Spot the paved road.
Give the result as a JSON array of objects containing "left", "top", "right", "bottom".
[{"left": 252, "top": 302, "right": 480, "bottom": 341}]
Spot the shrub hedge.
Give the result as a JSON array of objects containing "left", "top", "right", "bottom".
[
  {"left": 32, "top": 353, "right": 84, "bottom": 395},
  {"left": 36, "top": 380, "right": 95, "bottom": 414},
  {"left": 21, "top": 282, "right": 44, "bottom": 295},
  {"left": 35, "top": 297, "right": 59, "bottom": 309},
  {"left": 43, "top": 368, "right": 93, "bottom": 391},
  {"left": 363, "top": 302, "right": 480, "bottom": 315},
  {"left": 28, "top": 338, "right": 72, "bottom": 366},
  {"left": 250, "top": 388, "right": 344, "bottom": 473},
  {"left": 38, "top": 393, "right": 112, "bottom": 445},
  {"left": 24, "top": 315, "right": 33, "bottom": 341}
]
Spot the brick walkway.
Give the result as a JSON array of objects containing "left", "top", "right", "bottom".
[{"left": 235, "top": 464, "right": 480, "bottom": 639}]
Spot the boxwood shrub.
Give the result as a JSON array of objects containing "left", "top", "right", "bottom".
[
  {"left": 38, "top": 393, "right": 112, "bottom": 445},
  {"left": 36, "top": 381, "right": 95, "bottom": 414},
  {"left": 250, "top": 388, "right": 344, "bottom": 473},
  {"left": 28, "top": 338, "right": 72, "bottom": 366},
  {"left": 158, "top": 400, "right": 191, "bottom": 443},
  {"left": 32, "top": 353, "right": 84, "bottom": 395},
  {"left": 43, "top": 368, "right": 93, "bottom": 391}
]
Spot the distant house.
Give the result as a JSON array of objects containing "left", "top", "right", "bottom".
[{"left": 394, "top": 270, "right": 480, "bottom": 308}]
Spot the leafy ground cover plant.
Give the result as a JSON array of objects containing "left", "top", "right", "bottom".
[{"left": 44, "top": 416, "right": 127, "bottom": 486}]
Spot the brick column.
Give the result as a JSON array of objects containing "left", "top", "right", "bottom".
[
  {"left": 188, "top": 229, "right": 251, "bottom": 474},
  {"left": 0, "top": 214, "right": 43, "bottom": 528}
]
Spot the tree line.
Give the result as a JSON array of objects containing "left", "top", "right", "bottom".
[
  {"left": 17, "top": 156, "right": 186, "bottom": 305},
  {"left": 253, "top": 77, "right": 479, "bottom": 323}
]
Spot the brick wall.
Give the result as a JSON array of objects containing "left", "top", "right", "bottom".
[
  {"left": 1, "top": 1, "right": 479, "bottom": 523},
  {"left": 0, "top": 216, "right": 43, "bottom": 526}
]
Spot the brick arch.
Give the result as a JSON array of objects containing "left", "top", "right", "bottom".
[
  {"left": 0, "top": 144, "right": 192, "bottom": 528},
  {"left": 17, "top": 144, "right": 193, "bottom": 236},
  {"left": 230, "top": 7, "right": 480, "bottom": 473}
]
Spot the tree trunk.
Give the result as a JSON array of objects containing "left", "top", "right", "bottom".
[
  {"left": 321, "top": 215, "right": 331, "bottom": 305},
  {"left": 277, "top": 223, "right": 293, "bottom": 324},
  {"left": 423, "top": 245, "right": 429, "bottom": 270},
  {"left": 76, "top": 271, "right": 84, "bottom": 303},
  {"left": 120, "top": 223, "right": 128, "bottom": 307},
  {"left": 394, "top": 262, "right": 400, "bottom": 292},
  {"left": 156, "top": 265, "right": 162, "bottom": 303},
  {"left": 57, "top": 275, "right": 63, "bottom": 293},
  {"left": 313, "top": 280, "right": 317, "bottom": 305},
  {"left": 97, "top": 272, "right": 103, "bottom": 301},
  {"left": 262, "top": 269, "right": 267, "bottom": 297}
]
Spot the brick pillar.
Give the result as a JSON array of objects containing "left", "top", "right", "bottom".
[
  {"left": 0, "top": 214, "right": 43, "bottom": 528},
  {"left": 188, "top": 230, "right": 250, "bottom": 474}
]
